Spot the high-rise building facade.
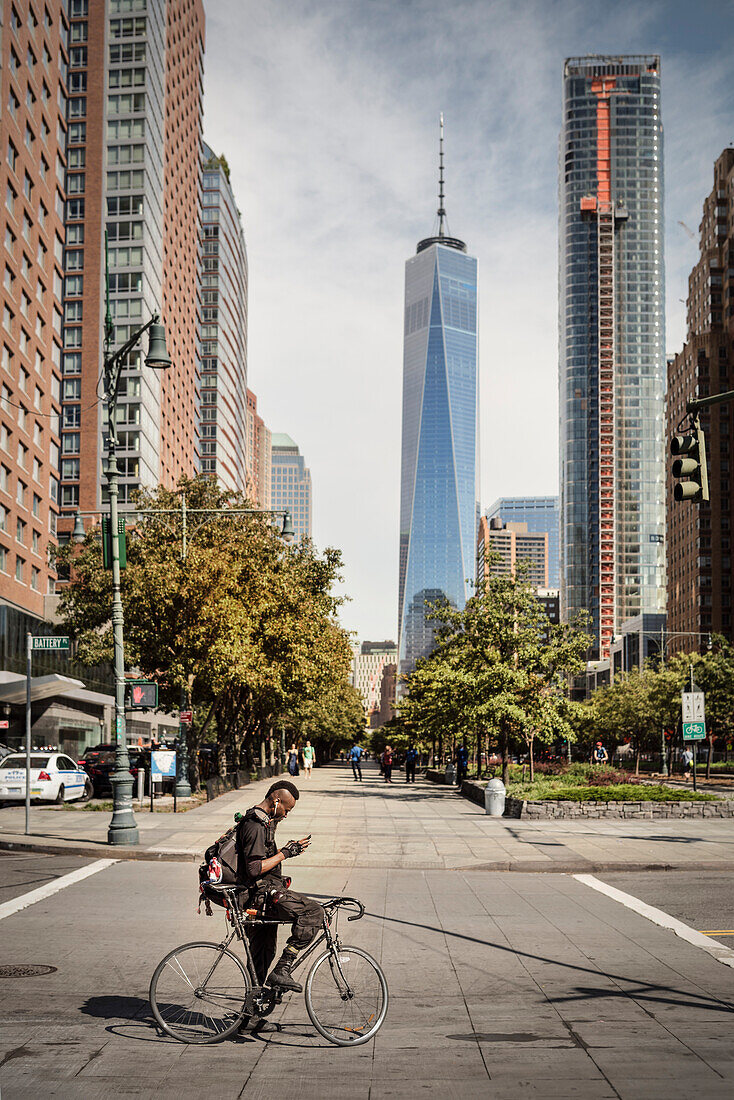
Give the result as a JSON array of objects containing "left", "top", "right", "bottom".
[
  {"left": 559, "top": 56, "right": 666, "bottom": 658},
  {"left": 270, "top": 432, "right": 312, "bottom": 539},
  {"left": 199, "top": 145, "right": 248, "bottom": 493},
  {"left": 667, "top": 149, "right": 734, "bottom": 648},
  {"left": 60, "top": 0, "right": 204, "bottom": 524},
  {"left": 476, "top": 517, "right": 548, "bottom": 589},
  {"left": 351, "top": 640, "right": 397, "bottom": 725},
  {"left": 0, "top": 0, "right": 69, "bottom": 619},
  {"left": 397, "top": 122, "right": 478, "bottom": 679},
  {"left": 487, "top": 497, "right": 560, "bottom": 587},
  {"left": 245, "top": 388, "right": 271, "bottom": 508}
]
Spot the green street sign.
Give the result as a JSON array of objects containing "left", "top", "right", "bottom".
[
  {"left": 31, "top": 636, "right": 69, "bottom": 651},
  {"left": 683, "top": 721, "right": 706, "bottom": 741}
]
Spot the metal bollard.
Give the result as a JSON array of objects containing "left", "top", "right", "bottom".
[
  {"left": 484, "top": 777, "right": 506, "bottom": 817},
  {"left": 137, "top": 768, "right": 144, "bottom": 804}
]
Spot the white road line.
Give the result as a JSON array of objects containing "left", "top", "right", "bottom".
[
  {"left": 574, "top": 873, "right": 734, "bottom": 969},
  {"left": 0, "top": 858, "right": 117, "bottom": 921}
]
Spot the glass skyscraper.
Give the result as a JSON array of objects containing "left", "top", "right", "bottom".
[
  {"left": 559, "top": 56, "right": 666, "bottom": 658},
  {"left": 398, "top": 124, "right": 479, "bottom": 679},
  {"left": 487, "top": 497, "right": 560, "bottom": 588}
]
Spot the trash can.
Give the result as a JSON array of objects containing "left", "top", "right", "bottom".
[
  {"left": 444, "top": 763, "right": 456, "bottom": 784},
  {"left": 484, "top": 777, "right": 506, "bottom": 817}
]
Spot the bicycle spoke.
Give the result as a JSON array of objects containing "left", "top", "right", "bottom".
[
  {"left": 306, "top": 947, "right": 387, "bottom": 1046},
  {"left": 150, "top": 943, "right": 249, "bottom": 1044}
]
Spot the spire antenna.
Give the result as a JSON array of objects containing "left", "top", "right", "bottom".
[{"left": 437, "top": 113, "right": 446, "bottom": 238}]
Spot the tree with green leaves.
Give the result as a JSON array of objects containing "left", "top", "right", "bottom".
[
  {"left": 398, "top": 567, "right": 591, "bottom": 784},
  {"left": 54, "top": 475, "right": 354, "bottom": 790}
]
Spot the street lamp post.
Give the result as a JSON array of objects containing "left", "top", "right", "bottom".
[{"left": 103, "top": 313, "right": 171, "bottom": 845}]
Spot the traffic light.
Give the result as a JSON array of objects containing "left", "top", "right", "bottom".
[{"left": 671, "top": 423, "right": 709, "bottom": 502}]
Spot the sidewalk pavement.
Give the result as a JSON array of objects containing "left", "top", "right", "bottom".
[{"left": 3, "top": 760, "right": 734, "bottom": 872}]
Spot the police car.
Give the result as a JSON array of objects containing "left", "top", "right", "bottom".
[{"left": 0, "top": 752, "right": 92, "bottom": 804}]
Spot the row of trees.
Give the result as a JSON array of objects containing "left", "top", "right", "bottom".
[
  {"left": 589, "top": 643, "right": 734, "bottom": 776},
  {"left": 55, "top": 476, "right": 364, "bottom": 790},
  {"left": 393, "top": 563, "right": 734, "bottom": 781}
]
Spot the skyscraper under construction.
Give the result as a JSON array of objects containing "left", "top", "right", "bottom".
[{"left": 559, "top": 56, "right": 666, "bottom": 657}]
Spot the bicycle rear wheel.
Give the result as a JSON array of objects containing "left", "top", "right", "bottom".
[
  {"left": 305, "top": 945, "right": 388, "bottom": 1046},
  {"left": 149, "top": 941, "right": 250, "bottom": 1043}
]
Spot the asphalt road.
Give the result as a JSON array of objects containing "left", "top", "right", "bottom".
[
  {"left": 602, "top": 871, "right": 734, "bottom": 947},
  {"left": 0, "top": 849, "right": 95, "bottom": 904},
  {"left": 2, "top": 855, "right": 734, "bottom": 1098}
]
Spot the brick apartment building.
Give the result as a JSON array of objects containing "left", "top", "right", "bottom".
[
  {"left": 476, "top": 516, "right": 549, "bottom": 589},
  {"left": 0, "top": 0, "right": 69, "bottom": 620},
  {"left": 667, "top": 148, "right": 734, "bottom": 649},
  {"left": 245, "top": 388, "right": 271, "bottom": 508}
]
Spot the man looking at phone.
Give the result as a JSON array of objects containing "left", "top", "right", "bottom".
[{"left": 236, "top": 780, "right": 322, "bottom": 995}]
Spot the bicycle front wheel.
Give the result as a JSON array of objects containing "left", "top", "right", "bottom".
[
  {"left": 149, "top": 941, "right": 250, "bottom": 1044},
  {"left": 305, "top": 945, "right": 388, "bottom": 1046}
]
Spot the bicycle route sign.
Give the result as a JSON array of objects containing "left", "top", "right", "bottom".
[{"left": 682, "top": 692, "right": 706, "bottom": 741}]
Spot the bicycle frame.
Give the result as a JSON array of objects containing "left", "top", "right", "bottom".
[{"left": 208, "top": 892, "right": 351, "bottom": 993}]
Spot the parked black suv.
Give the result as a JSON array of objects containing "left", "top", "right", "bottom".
[{"left": 81, "top": 744, "right": 147, "bottom": 796}]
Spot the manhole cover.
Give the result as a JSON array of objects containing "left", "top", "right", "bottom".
[{"left": 0, "top": 964, "right": 57, "bottom": 977}]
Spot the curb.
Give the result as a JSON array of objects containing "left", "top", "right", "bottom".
[
  {"left": 0, "top": 837, "right": 197, "bottom": 861},
  {"left": 6, "top": 836, "right": 734, "bottom": 874}
]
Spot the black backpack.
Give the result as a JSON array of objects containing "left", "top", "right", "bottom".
[{"left": 197, "top": 815, "right": 243, "bottom": 913}]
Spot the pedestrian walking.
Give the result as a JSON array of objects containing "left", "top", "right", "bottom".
[
  {"left": 287, "top": 744, "right": 300, "bottom": 777},
  {"left": 302, "top": 740, "right": 315, "bottom": 778},
  {"left": 349, "top": 741, "right": 363, "bottom": 782},
  {"left": 682, "top": 746, "right": 694, "bottom": 781},
  {"left": 382, "top": 745, "right": 393, "bottom": 783},
  {"left": 455, "top": 742, "right": 469, "bottom": 786},
  {"left": 405, "top": 743, "right": 418, "bottom": 783}
]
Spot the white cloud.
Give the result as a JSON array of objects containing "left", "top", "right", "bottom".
[{"left": 202, "top": 0, "right": 734, "bottom": 641}]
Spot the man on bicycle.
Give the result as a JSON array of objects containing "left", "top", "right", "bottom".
[{"left": 236, "top": 779, "right": 323, "bottom": 995}]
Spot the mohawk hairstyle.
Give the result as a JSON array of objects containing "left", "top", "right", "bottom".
[{"left": 266, "top": 780, "right": 300, "bottom": 802}]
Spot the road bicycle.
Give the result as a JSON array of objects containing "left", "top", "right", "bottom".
[{"left": 149, "top": 886, "right": 388, "bottom": 1047}]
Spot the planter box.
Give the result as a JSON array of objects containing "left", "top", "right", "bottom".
[{"left": 458, "top": 779, "right": 732, "bottom": 819}]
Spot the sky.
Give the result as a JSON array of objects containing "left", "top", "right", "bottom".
[{"left": 202, "top": 0, "right": 734, "bottom": 644}]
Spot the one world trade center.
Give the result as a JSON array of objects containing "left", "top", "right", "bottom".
[{"left": 397, "top": 118, "right": 479, "bottom": 681}]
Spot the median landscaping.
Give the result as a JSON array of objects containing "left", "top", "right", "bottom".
[
  {"left": 455, "top": 763, "right": 727, "bottom": 819},
  {"left": 503, "top": 763, "right": 716, "bottom": 803}
]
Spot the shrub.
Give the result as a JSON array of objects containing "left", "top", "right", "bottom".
[
  {"left": 532, "top": 785, "right": 715, "bottom": 803},
  {"left": 587, "top": 768, "right": 642, "bottom": 787}
]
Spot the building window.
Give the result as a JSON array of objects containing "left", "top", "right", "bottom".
[{"left": 15, "top": 555, "right": 24, "bottom": 582}]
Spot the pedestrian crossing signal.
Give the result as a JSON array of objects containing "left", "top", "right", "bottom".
[
  {"left": 126, "top": 681, "right": 157, "bottom": 709},
  {"left": 101, "top": 515, "right": 128, "bottom": 569}
]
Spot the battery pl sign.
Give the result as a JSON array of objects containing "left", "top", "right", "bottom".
[{"left": 31, "top": 636, "right": 69, "bottom": 651}]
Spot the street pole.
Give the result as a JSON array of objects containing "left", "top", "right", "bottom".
[
  {"left": 175, "top": 684, "right": 191, "bottom": 798},
  {"left": 99, "top": 297, "right": 170, "bottom": 844},
  {"left": 660, "top": 624, "right": 668, "bottom": 777},
  {"left": 25, "top": 632, "right": 31, "bottom": 835},
  {"left": 106, "top": 378, "right": 138, "bottom": 846}
]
